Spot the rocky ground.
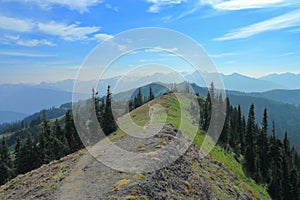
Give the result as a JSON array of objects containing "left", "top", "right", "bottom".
[{"left": 0, "top": 124, "right": 255, "bottom": 200}]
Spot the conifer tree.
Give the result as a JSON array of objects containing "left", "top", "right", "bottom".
[
  {"left": 149, "top": 85, "right": 155, "bottom": 101},
  {"left": 51, "top": 120, "right": 69, "bottom": 158},
  {"left": 103, "top": 85, "right": 117, "bottom": 135},
  {"left": 289, "top": 167, "right": 299, "bottom": 200},
  {"left": 240, "top": 115, "right": 246, "bottom": 155},
  {"left": 268, "top": 122, "right": 283, "bottom": 200},
  {"left": 282, "top": 132, "right": 292, "bottom": 199},
  {"left": 257, "top": 108, "right": 269, "bottom": 182},
  {"left": 0, "top": 160, "right": 8, "bottom": 185},
  {"left": 129, "top": 100, "right": 134, "bottom": 112},
  {"left": 220, "top": 116, "right": 231, "bottom": 150},
  {"left": 88, "top": 89, "right": 101, "bottom": 145},
  {"left": 98, "top": 98, "right": 105, "bottom": 126},
  {"left": 202, "top": 91, "right": 211, "bottom": 131},
  {"left": 245, "top": 104, "right": 258, "bottom": 176},
  {"left": 236, "top": 105, "right": 243, "bottom": 155},
  {"left": 209, "top": 82, "right": 215, "bottom": 103},
  {"left": 1, "top": 137, "right": 11, "bottom": 169},
  {"left": 38, "top": 110, "right": 56, "bottom": 163},
  {"left": 14, "top": 136, "right": 21, "bottom": 170},
  {"left": 0, "top": 137, "right": 11, "bottom": 185},
  {"left": 65, "top": 110, "right": 81, "bottom": 152},
  {"left": 134, "top": 88, "right": 143, "bottom": 108},
  {"left": 17, "top": 133, "right": 40, "bottom": 174}
]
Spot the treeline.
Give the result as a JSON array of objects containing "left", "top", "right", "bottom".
[
  {"left": 128, "top": 86, "right": 155, "bottom": 111},
  {"left": 0, "top": 110, "right": 82, "bottom": 185},
  {"left": 89, "top": 86, "right": 117, "bottom": 140},
  {"left": 0, "top": 120, "right": 29, "bottom": 134},
  {"left": 0, "top": 85, "right": 118, "bottom": 186},
  {"left": 0, "top": 106, "right": 69, "bottom": 134},
  {"left": 201, "top": 83, "right": 300, "bottom": 200}
]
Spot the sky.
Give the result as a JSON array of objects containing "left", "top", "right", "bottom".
[{"left": 0, "top": 0, "right": 300, "bottom": 84}]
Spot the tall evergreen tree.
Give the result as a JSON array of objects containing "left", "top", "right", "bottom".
[
  {"left": 65, "top": 110, "right": 82, "bottom": 152},
  {"left": 134, "top": 88, "right": 143, "bottom": 108},
  {"left": 289, "top": 167, "right": 299, "bottom": 200},
  {"left": 1, "top": 138, "right": 11, "bottom": 169},
  {"left": 17, "top": 133, "right": 40, "bottom": 174},
  {"left": 202, "top": 90, "right": 211, "bottom": 131},
  {"left": 103, "top": 85, "right": 117, "bottom": 135},
  {"left": 268, "top": 122, "right": 283, "bottom": 200},
  {"left": 282, "top": 132, "right": 292, "bottom": 199},
  {"left": 52, "top": 120, "right": 69, "bottom": 158},
  {"left": 38, "top": 111, "right": 53, "bottom": 163},
  {"left": 14, "top": 136, "right": 21, "bottom": 170},
  {"left": 88, "top": 89, "right": 101, "bottom": 145},
  {"left": 149, "top": 85, "right": 155, "bottom": 101},
  {"left": 219, "top": 115, "right": 231, "bottom": 150},
  {"left": 0, "top": 137, "right": 11, "bottom": 185},
  {"left": 245, "top": 104, "right": 258, "bottom": 177},
  {"left": 240, "top": 115, "right": 246, "bottom": 155},
  {"left": 257, "top": 108, "right": 269, "bottom": 182},
  {"left": 209, "top": 82, "right": 215, "bottom": 103},
  {"left": 236, "top": 105, "right": 243, "bottom": 155}
]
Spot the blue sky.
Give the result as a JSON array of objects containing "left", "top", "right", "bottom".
[{"left": 0, "top": 0, "right": 300, "bottom": 83}]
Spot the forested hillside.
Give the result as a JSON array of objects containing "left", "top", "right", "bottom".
[{"left": 0, "top": 84, "right": 299, "bottom": 200}]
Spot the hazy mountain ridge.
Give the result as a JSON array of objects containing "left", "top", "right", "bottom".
[
  {"left": 260, "top": 72, "right": 300, "bottom": 89},
  {"left": 0, "top": 111, "right": 28, "bottom": 124},
  {"left": 2, "top": 71, "right": 300, "bottom": 128},
  {"left": 0, "top": 84, "right": 72, "bottom": 114},
  {"left": 31, "top": 71, "right": 300, "bottom": 94},
  {"left": 185, "top": 71, "right": 287, "bottom": 92}
]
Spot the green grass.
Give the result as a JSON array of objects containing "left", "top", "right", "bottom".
[
  {"left": 97, "top": 93, "right": 271, "bottom": 200},
  {"left": 159, "top": 94, "right": 271, "bottom": 200}
]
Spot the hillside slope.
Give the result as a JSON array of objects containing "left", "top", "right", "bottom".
[{"left": 0, "top": 94, "right": 270, "bottom": 200}]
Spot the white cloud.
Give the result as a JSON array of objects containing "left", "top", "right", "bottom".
[
  {"left": 200, "top": 0, "right": 297, "bottom": 10},
  {"left": 38, "top": 21, "right": 100, "bottom": 41},
  {"left": 145, "top": 46, "right": 178, "bottom": 52},
  {"left": 214, "top": 9, "right": 300, "bottom": 40},
  {"left": 0, "top": 51, "right": 56, "bottom": 57},
  {"left": 4, "top": 0, "right": 103, "bottom": 13},
  {"left": 146, "top": 0, "right": 186, "bottom": 13},
  {"left": 105, "top": 3, "right": 119, "bottom": 12},
  {"left": 93, "top": 33, "right": 114, "bottom": 41},
  {"left": 0, "top": 16, "right": 110, "bottom": 46},
  {"left": 3, "top": 35, "right": 55, "bottom": 47},
  {"left": 209, "top": 52, "right": 237, "bottom": 58},
  {"left": 0, "top": 16, "right": 34, "bottom": 32}
]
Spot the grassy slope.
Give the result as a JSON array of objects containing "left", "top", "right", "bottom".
[
  {"left": 0, "top": 93, "right": 271, "bottom": 199},
  {"left": 119, "top": 93, "right": 270, "bottom": 200}
]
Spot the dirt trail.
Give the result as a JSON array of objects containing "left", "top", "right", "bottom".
[
  {"left": 0, "top": 124, "right": 255, "bottom": 200},
  {"left": 58, "top": 124, "right": 188, "bottom": 199}
]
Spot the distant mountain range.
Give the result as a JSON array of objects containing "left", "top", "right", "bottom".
[
  {"left": 0, "top": 111, "right": 28, "bottom": 124},
  {"left": 0, "top": 84, "right": 73, "bottom": 119},
  {"left": 259, "top": 73, "right": 300, "bottom": 89},
  {"left": 229, "top": 89, "right": 300, "bottom": 105},
  {"left": 36, "top": 72, "right": 300, "bottom": 94},
  {"left": 1, "top": 72, "right": 300, "bottom": 124},
  {"left": 185, "top": 71, "right": 287, "bottom": 92}
]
